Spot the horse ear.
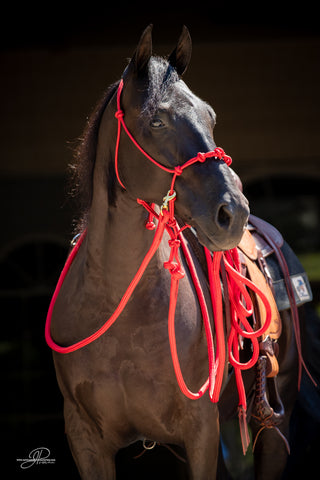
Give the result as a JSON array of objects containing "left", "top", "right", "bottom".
[
  {"left": 168, "top": 25, "right": 192, "bottom": 77},
  {"left": 128, "top": 24, "right": 153, "bottom": 75}
]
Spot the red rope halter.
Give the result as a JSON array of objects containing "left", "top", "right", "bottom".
[
  {"left": 45, "top": 78, "right": 272, "bottom": 453},
  {"left": 114, "top": 79, "right": 232, "bottom": 194}
]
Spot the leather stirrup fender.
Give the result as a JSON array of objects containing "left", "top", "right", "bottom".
[
  {"left": 238, "top": 228, "right": 282, "bottom": 377},
  {"left": 238, "top": 229, "right": 282, "bottom": 341},
  {"left": 238, "top": 228, "right": 258, "bottom": 261},
  {"left": 244, "top": 255, "right": 282, "bottom": 341}
]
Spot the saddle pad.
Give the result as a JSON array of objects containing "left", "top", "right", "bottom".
[
  {"left": 272, "top": 273, "right": 312, "bottom": 311},
  {"left": 264, "top": 241, "right": 313, "bottom": 311}
]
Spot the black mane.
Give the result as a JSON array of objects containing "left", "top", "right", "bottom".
[{"left": 69, "top": 80, "right": 120, "bottom": 229}]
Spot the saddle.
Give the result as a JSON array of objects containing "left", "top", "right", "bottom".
[
  {"left": 238, "top": 214, "right": 312, "bottom": 377},
  {"left": 181, "top": 212, "right": 313, "bottom": 452},
  {"left": 237, "top": 214, "right": 313, "bottom": 452}
]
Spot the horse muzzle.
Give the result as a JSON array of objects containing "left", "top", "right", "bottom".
[{"left": 191, "top": 193, "right": 250, "bottom": 251}]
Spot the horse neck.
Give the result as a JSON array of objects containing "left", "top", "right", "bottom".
[{"left": 84, "top": 158, "right": 160, "bottom": 306}]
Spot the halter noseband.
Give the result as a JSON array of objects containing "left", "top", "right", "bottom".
[{"left": 114, "top": 78, "right": 232, "bottom": 205}]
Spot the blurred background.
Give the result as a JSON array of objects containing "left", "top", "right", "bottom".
[{"left": 1, "top": 2, "right": 319, "bottom": 478}]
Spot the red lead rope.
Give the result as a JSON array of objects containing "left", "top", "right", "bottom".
[
  {"left": 45, "top": 199, "right": 271, "bottom": 453},
  {"left": 45, "top": 78, "right": 272, "bottom": 453}
]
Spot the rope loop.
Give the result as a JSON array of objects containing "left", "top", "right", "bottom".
[{"left": 224, "top": 155, "right": 232, "bottom": 166}]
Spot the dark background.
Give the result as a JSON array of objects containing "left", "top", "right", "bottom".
[{"left": 1, "top": 2, "right": 320, "bottom": 478}]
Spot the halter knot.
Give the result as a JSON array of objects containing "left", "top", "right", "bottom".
[
  {"left": 163, "top": 261, "right": 185, "bottom": 280},
  {"left": 214, "top": 147, "right": 225, "bottom": 158},
  {"left": 167, "top": 218, "right": 177, "bottom": 228},
  {"left": 197, "top": 152, "right": 207, "bottom": 163},
  {"left": 213, "top": 147, "right": 232, "bottom": 166},
  {"left": 115, "top": 109, "right": 124, "bottom": 119},
  {"left": 174, "top": 166, "right": 183, "bottom": 175},
  {"left": 145, "top": 221, "right": 156, "bottom": 230},
  {"left": 168, "top": 238, "right": 181, "bottom": 248}
]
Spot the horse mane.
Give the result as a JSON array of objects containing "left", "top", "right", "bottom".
[{"left": 69, "top": 80, "right": 120, "bottom": 231}]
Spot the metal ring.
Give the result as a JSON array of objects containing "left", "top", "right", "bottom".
[
  {"left": 70, "top": 233, "right": 81, "bottom": 247},
  {"left": 142, "top": 439, "right": 157, "bottom": 450}
]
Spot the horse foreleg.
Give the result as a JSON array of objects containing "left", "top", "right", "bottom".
[
  {"left": 184, "top": 403, "right": 220, "bottom": 480},
  {"left": 64, "top": 400, "right": 116, "bottom": 480}
]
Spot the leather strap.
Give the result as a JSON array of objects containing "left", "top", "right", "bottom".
[
  {"left": 244, "top": 254, "right": 282, "bottom": 341},
  {"left": 238, "top": 228, "right": 282, "bottom": 378}
]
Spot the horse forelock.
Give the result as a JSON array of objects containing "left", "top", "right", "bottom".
[{"left": 142, "top": 56, "right": 179, "bottom": 119}]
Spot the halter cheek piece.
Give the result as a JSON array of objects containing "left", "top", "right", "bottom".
[{"left": 114, "top": 78, "right": 232, "bottom": 206}]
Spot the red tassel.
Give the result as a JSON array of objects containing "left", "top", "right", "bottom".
[{"left": 145, "top": 203, "right": 156, "bottom": 230}]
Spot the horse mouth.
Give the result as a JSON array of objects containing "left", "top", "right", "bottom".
[{"left": 192, "top": 223, "right": 246, "bottom": 252}]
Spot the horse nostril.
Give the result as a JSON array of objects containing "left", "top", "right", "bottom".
[{"left": 216, "top": 204, "right": 233, "bottom": 230}]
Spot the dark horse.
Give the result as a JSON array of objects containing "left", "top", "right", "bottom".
[{"left": 47, "top": 26, "right": 316, "bottom": 479}]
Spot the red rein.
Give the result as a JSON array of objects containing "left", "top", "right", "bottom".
[{"left": 45, "top": 78, "right": 272, "bottom": 452}]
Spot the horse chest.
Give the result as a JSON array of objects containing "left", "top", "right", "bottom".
[{"left": 122, "top": 245, "right": 212, "bottom": 367}]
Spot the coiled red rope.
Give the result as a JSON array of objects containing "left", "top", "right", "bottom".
[{"left": 45, "top": 78, "right": 272, "bottom": 452}]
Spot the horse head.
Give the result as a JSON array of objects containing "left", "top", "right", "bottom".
[{"left": 112, "top": 25, "right": 249, "bottom": 251}]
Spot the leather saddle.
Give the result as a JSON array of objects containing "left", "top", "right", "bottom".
[
  {"left": 237, "top": 214, "right": 313, "bottom": 452},
  {"left": 238, "top": 214, "right": 312, "bottom": 376}
]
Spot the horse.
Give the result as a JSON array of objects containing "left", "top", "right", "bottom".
[{"left": 46, "top": 25, "right": 317, "bottom": 479}]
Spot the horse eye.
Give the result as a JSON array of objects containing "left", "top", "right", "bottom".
[{"left": 150, "top": 118, "right": 165, "bottom": 128}]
